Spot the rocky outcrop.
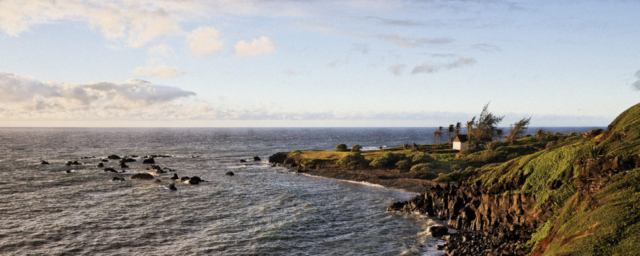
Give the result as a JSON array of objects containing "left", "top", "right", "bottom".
[
  {"left": 66, "top": 161, "right": 81, "bottom": 166},
  {"left": 41, "top": 160, "right": 49, "bottom": 165},
  {"left": 268, "top": 152, "right": 288, "bottom": 164},
  {"left": 108, "top": 155, "right": 121, "bottom": 160},
  {"left": 143, "top": 158, "right": 155, "bottom": 164},
  {"left": 171, "top": 173, "right": 179, "bottom": 180},
  {"left": 253, "top": 156, "right": 261, "bottom": 161},
  {"left": 388, "top": 183, "right": 550, "bottom": 255},
  {"left": 226, "top": 171, "right": 234, "bottom": 176},
  {"left": 131, "top": 173, "right": 154, "bottom": 180},
  {"left": 104, "top": 168, "right": 118, "bottom": 173}
]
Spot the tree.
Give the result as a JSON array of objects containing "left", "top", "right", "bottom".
[
  {"left": 337, "top": 152, "right": 368, "bottom": 169},
  {"left": 535, "top": 129, "right": 545, "bottom": 141},
  {"left": 335, "top": 144, "right": 348, "bottom": 151},
  {"left": 505, "top": 117, "right": 532, "bottom": 145},
  {"left": 433, "top": 131, "right": 438, "bottom": 144},
  {"left": 448, "top": 124, "right": 455, "bottom": 145},
  {"left": 435, "top": 131, "right": 442, "bottom": 144},
  {"left": 455, "top": 122, "right": 461, "bottom": 136},
  {"left": 466, "top": 103, "right": 504, "bottom": 148},
  {"left": 351, "top": 144, "right": 362, "bottom": 152}
]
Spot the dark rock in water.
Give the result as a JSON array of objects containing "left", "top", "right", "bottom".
[
  {"left": 104, "top": 168, "right": 118, "bottom": 173},
  {"left": 131, "top": 173, "right": 154, "bottom": 180},
  {"left": 66, "top": 161, "right": 81, "bottom": 166},
  {"left": 130, "top": 155, "right": 138, "bottom": 158},
  {"left": 65, "top": 170, "right": 72, "bottom": 173},
  {"left": 171, "top": 174, "right": 179, "bottom": 180},
  {"left": 155, "top": 179, "right": 162, "bottom": 183},
  {"left": 240, "top": 159, "right": 247, "bottom": 163},
  {"left": 429, "top": 226, "right": 449, "bottom": 237},
  {"left": 188, "top": 176, "right": 203, "bottom": 185},
  {"left": 121, "top": 158, "right": 136, "bottom": 163},
  {"left": 41, "top": 160, "right": 49, "bottom": 165},
  {"left": 147, "top": 165, "right": 165, "bottom": 173},
  {"left": 112, "top": 177, "right": 125, "bottom": 182},
  {"left": 97, "top": 162, "right": 104, "bottom": 168},
  {"left": 150, "top": 154, "right": 171, "bottom": 158},
  {"left": 108, "top": 155, "right": 121, "bottom": 160},
  {"left": 253, "top": 156, "right": 261, "bottom": 161},
  {"left": 181, "top": 176, "right": 190, "bottom": 182},
  {"left": 120, "top": 163, "right": 129, "bottom": 168},
  {"left": 167, "top": 184, "right": 177, "bottom": 191},
  {"left": 143, "top": 158, "right": 155, "bottom": 164},
  {"left": 101, "top": 159, "right": 109, "bottom": 162},
  {"left": 226, "top": 171, "right": 235, "bottom": 176},
  {"left": 268, "top": 152, "right": 288, "bottom": 164}
]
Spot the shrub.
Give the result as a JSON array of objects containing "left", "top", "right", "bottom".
[
  {"left": 460, "top": 149, "right": 477, "bottom": 155},
  {"left": 351, "top": 144, "right": 362, "bottom": 152},
  {"left": 337, "top": 152, "right": 369, "bottom": 169},
  {"left": 412, "top": 153, "right": 435, "bottom": 164},
  {"left": 370, "top": 152, "right": 405, "bottom": 168},
  {"left": 410, "top": 163, "right": 432, "bottom": 172},
  {"left": 335, "top": 144, "right": 348, "bottom": 151},
  {"left": 395, "top": 160, "right": 413, "bottom": 171}
]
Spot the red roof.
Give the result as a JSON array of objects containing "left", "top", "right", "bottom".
[{"left": 453, "top": 134, "right": 468, "bottom": 143}]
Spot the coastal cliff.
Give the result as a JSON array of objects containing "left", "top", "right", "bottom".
[{"left": 387, "top": 102, "right": 640, "bottom": 255}]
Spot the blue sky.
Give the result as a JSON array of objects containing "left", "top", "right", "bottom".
[{"left": 0, "top": 0, "right": 638, "bottom": 127}]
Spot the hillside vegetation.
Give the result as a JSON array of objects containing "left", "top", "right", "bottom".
[{"left": 272, "top": 102, "right": 640, "bottom": 255}]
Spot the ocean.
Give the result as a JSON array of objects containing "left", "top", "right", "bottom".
[{"left": 0, "top": 127, "right": 600, "bottom": 255}]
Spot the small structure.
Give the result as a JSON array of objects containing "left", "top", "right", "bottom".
[{"left": 452, "top": 134, "right": 468, "bottom": 150}]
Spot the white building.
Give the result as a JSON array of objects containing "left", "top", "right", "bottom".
[{"left": 452, "top": 134, "right": 468, "bottom": 150}]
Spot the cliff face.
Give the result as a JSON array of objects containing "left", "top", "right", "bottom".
[{"left": 388, "top": 102, "right": 640, "bottom": 255}]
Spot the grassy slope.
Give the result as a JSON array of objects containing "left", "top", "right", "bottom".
[{"left": 288, "top": 102, "right": 640, "bottom": 255}]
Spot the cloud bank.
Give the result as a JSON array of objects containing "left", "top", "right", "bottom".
[{"left": 0, "top": 72, "right": 195, "bottom": 114}]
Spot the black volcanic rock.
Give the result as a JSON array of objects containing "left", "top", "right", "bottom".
[
  {"left": 253, "top": 156, "right": 261, "bottom": 161},
  {"left": 131, "top": 173, "right": 154, "bottom": 180},
  {"left": 143, "top": 158, "right": 155, "bottom": 164}
]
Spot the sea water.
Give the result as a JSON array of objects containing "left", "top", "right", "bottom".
[{"left": 0, "top": 127, "right": 598, "bottom": 255}]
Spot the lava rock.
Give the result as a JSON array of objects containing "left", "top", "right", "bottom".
[
  {"left": 107, "top": 155, "right": 121, "bottom": 160},
  {"left": 429, "top": 226, "right": 449, "bottom": 237},
  {"left": 119, "top": 163, "right": 129, "bottom": 168},
  {"left": 189, "top": 176, "right": 203, "bottom": 185},
  {"left": 143, "top": 158, "right": 155, "bottom": 164},
  {"left": 97, "top": 162, "right": 104, "bottom": 168},
  {"left": 171, "top": 173, "right": 179, "bottom": 180},
  {"left": 121, "top": 158, "right": 136, "bottom": 163},
  {"left": 240, "top": 159, "right": 247, "bottom": 163},
  {"left": 167, "top": 184, "right": 177, "bottom": 191},
  {"left": 253, "top": 156, "right": 261, "bottom": 161},
  {"left": 181, "top": 176, "right": 190, "bottom": 182},
  {"left": 40, "top": 160, "right": 49, "bottom": 165},
  {"left": 104, "top": 168, "right": 118, "bottom": 173},
  {"left": 131, "top": 173, "right": 154, "bottom": 180},
  {"left": 155, "top": 179, "right": 162, "bottom": 183},
  {"left": 112, "top": 177, "right": 125, "bottom": 182},
  {"left": 226, "top": 171, "right": 235, "bottom": 176},
  {"left": 268, "top": 152, "right": 288, "bottom": 164}
]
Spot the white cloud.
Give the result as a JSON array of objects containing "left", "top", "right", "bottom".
[
  {"left": 411, "top": 58, "right": 476, "bottom": 74},
  {"left": 133, "top": 65, "right": 182, "bottom": 78},
  {"left": 148, "top": 44, "right": 176, "bottom": 58},
  {"left": 187, "top": 26, "right": 224, "bottom": 57},
  {"left": 234, "top": 36, "right": 277, "bottom": 57},
  {"left": 389, "top": 64, "right": 406, "bottom": 76},
  {"left": 380, "top": 35, "right": 453, "bottom": 48}
]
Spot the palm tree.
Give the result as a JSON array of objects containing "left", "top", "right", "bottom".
[
  {"left": 433, "top": 131, "right": 438, "bottom": 144},
  {"left": 448, "top": 124, "right": 455, "bottom": 145},
  {"left": 455, "top": 122, "right": 461, "bottom": 136}
]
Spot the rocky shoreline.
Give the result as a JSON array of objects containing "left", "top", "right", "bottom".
[{"left": 269, "top": 153, "right": 549, "bottom": 256}]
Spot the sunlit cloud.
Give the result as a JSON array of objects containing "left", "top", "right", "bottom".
[
  {"left": 234, "top": 36, "right": 277, "bottom": 57},
  {"left": 187, "top": 26, "right": 224, "bottom": 57}
]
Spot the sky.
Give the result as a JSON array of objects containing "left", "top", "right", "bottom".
[{"left": 0, "top": 0, "right": 638, "bottom": 127}]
